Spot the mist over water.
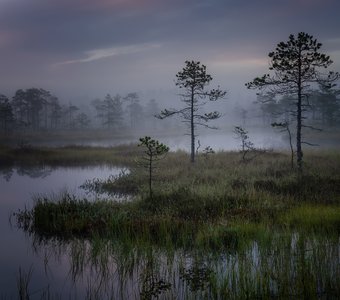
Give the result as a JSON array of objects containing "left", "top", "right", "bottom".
[
  {"left": 161, "top": 130, "right": 286, "bottom": 152},
  {"left": 11, "top": 127, "right": 340, "bottom": 153},
  {"left": 0, "top": 0, "right": 339, "bottom": 297},
  {"left": 11, "top": 128, "right": 288, "bottom": 152}
]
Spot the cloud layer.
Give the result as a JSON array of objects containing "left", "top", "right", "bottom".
[{"left": 0, "top": 0, "right": 339, "bottom": 99}]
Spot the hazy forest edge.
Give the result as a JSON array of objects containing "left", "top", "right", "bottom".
[
  {"left": 1, "top": 31, "right": 339, "bottom": 169},
  {"left": 3, "top": 32, "right": 340, "bottom": 233},
  {"left": 2, "top": 0, "right": 340, "bottom": 293}
]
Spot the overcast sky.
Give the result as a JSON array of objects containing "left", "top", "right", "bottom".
[{"left": 1, "top": 0, "right": 340, "bottom": 103}]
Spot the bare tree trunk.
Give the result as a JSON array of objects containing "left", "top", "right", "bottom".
[
  {"left": 190, "top": 87, "right": 195, "bottom": 163},
  {"left": 297, "top": 50, "right": 303, "bottom": 172},
  {"left": 296, "top": 96, "right": 303, "bottom": 171},
  {"left": 287, "top": 124, "right": 294, "bottom": 169},
  {"left": 149, "top": 155, "right": 152, "bottom": 199}
]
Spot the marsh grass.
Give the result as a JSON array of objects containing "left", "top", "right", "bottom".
[
  {"left": 14, "top": 147, "right": 340, "bottom": 241},
  {"left": 0, "top": 143, "right": 143, "bottom": 167},
  {"left": 17, "top": 266, "right": 33, "bottom": 300},
  {"left": 19, "top": 229, "right": 340, "bottom": 299},
  {"left": 280, "top": 204, "right": 340, "bottom": 233},
  {"left": 11, "top": 145, "right": 340, "bottom": 298}
]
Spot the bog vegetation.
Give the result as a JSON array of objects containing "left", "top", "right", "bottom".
[
  {"left": 2, "top": 32, "right": 340, "bottom": 299},
  {"left": 10, "top": 144, "right": 340, "bottom": 298},
  {"left": 12, "top": 145, "right": 340, "bottom": 238}
]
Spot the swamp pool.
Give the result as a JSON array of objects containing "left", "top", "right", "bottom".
[
  {"left": 0, "top": 165, "right": 340, "bottom": 299},
  {"left": 0, "top": 165, "right": 125, "bottom": 298}
]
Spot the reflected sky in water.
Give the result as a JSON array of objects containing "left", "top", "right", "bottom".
[
  {"left": 0, "top": 166, "right": 122, "bottom": 205},
  {"left": 0, "top": 165, "right": 122, "bottom": 297},
  {"left": 0, "top": 164, "right": 339, "bottom": 298}
]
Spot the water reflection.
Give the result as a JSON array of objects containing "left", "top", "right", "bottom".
[
  {"left": 11, "top": 231, "right": 340, "bottom": 299},
  {"left": 16, "top": 165, "right": 54, "bottom": 179},
  {"left": 0, "top": 163, "right": 54, "bottom": 181},
  {"left": 0, "top": 165, "right": 124, "bottom": 201},
  {"left": 2, "top": 164, "right": 340, "bottom": 298},
  {"left": 0, "top": 166, "right": 14, "bottom": 181},
  {"left": 0, "top": 164, "right": 126, "bottom": 297}
]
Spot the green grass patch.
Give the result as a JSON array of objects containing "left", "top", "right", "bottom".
[
  {"left": 280, "top": 204, "right": 340, "bottom": 233},
  {"left": 11, "top": 146, "right": 340, "bottom": 245},
  {"left": 10, "top": 146, "right": 340, "bottom": 299}
]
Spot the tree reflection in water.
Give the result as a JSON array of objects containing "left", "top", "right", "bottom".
[{"left": 0, "top": 164, "right": 54, "bottom": 181}]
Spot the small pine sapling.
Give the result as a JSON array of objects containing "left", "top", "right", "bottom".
[{"left": 138, "top": 136, "right": 169, "bottom": 199}]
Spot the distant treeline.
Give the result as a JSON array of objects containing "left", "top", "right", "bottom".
[
  {"left": 0, "top": 89, "right": 173, "bottom": 133},
  {"left": 253, "top": 83, "right": 340, "bottom": 128},
  {"left": 0, "top": 85, "right": 339, "bottom": 135}
]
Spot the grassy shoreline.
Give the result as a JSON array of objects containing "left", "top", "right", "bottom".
[
  {"left": 0, "top": 143, "right": 142, "bottom": 167},
  {"left": 8, "top": 144, "right": 340, "bottom": 298},
  {"left": 11, "top": 145, "right": 340, "bottom": 244}
]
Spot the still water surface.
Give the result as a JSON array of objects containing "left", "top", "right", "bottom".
[
  {"left": 0, "top": 166, "right": 122, "bottom": 298},
  {"left": 1, "top": 165, "right": 339, "bottom": 298}
]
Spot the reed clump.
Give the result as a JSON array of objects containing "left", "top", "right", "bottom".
[
  {"left": 11, "top": 146, "right": 340, "bottom": 299},
  {"left": 14, "top": 147, "right": 340, "bottom": 249}
]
